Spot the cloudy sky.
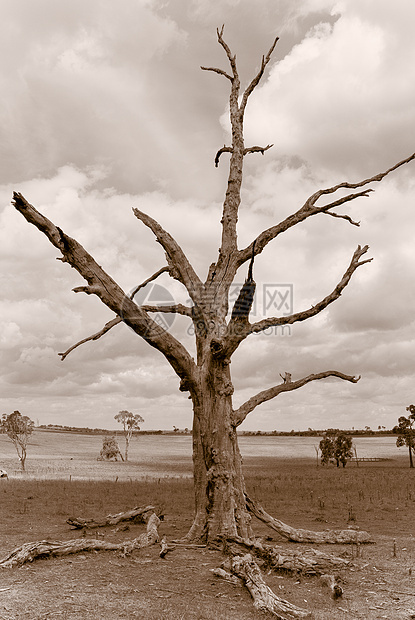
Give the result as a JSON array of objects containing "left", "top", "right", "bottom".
[{"left": 1, "top": 0, "right": 415, "bottom": 432}]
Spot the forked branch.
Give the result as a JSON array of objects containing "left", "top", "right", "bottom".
[
  {"left": 237, "top": 152, "right": 415, "bottom": 268},
  {"left": 215, "top": 145, "right": 274, "bottom": 167},
  {"left": 58, "top": 266, "right": 171, "bottom": 361},
  {"left": 12, "top": 193, "right": 197, "bottom": 387},
  {"left": 133, "top": 208, "right": 203, "bottom": 304},
  {"left": 224, "top": 245, "right": 371, "bottom": 356},
  {"left": 232, "top": 371, "right": 360, "bottom": 426},
  {"left": 250, "top": 244, "right": 371, "bottom": 336},
  {"left": 239, "top": 36, "right": 279, "bottom": 113},
  {"left": 203, "top": 27, "right": 278, "bottom": 278}
]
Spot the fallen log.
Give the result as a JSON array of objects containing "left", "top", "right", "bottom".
[
  {"left": 226, "top": 536, "right": 349, "bottom": 576},
  {"left": 0, "top": 513, "right": 160, "bottom": 568},
  {"left": 67, "top": 505, "right": 159, "bottom": 529},
  {"left": 230, "top": 553, "right": 311, "bottom": 619},
  {"left": 246, "top": 495, "right": 373, "bottom": 544},
  {"left": 120, "top": 513, "right": 160, "bottom": 556}
]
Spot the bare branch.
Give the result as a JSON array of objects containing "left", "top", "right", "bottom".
[
  {"left": 215, "top": 146, "right": 233, "bottom": 167},
  {"left": 249, "top": 245, "right": 372, "bottom": 336},
  {"left": 223, "top": 245, "right": 371, "bottom": 357},
  {"left": 72, "top": 285, "right": 101, "bottom": 295},
  {"left": 216, "top": 25, "right": 238, "bottom": 82},
  {"left": 12, "top": 193, "right": 197, "bottom": 387},
  {"left": 323, "top": 211, "right": 360, "bottom": 226},
  {"left": 305, "top": 151, "right": 415, "bottom": 207},
  {"left": 232, "top": 371, "right": 360, "bottom": 426},
  {"left": 129, "top": 266, "right": 169, "bottom": 300},
  {"left": 237, "top": 152, "right": 415, "bottom": 269},
  {"left": 59, "top": 318, "right": 122, "bottom": 361},
  {"left": 243, "top": 144, "right": 273, "bottom": 157},
  {"left": 132, "top": 208, "right": 203, "bottom": 303},
  {"left": 200, "top": 66, "right": 232, "bottom": 81},
  {"left": 140, "top": 304, "right": 193, "bottom": 317},
  {"left": 59, "top": 267, "right": 170, "bottom": 361},
  {"left": 239, "top": 37, "right": 279, "bottom": 113}
]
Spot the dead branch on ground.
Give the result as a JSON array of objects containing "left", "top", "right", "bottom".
[
  {"left": 0, "top": 512, "right": 160, "bottom": 568},
  {"left": 246, "top": 496, "right": 373, "bottom": 544},
  {"left": 67, "top": 505, "right": 161, "bottom": 529}
]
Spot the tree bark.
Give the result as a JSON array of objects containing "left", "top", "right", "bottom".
[{"left": 185, "top": 361, "right": 253, "bottom": 543}]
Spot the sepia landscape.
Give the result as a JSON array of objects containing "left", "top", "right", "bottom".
[
  {"left": 1, "top": 1, "right": 415, "bottom": 618},
  {"left": 1, "top": 430, "right": 415, "bottom": 618}
]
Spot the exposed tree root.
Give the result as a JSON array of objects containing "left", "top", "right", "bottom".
[
  {"left": 0, "top": 513, "right": 160, "bottom": 568},
  {"left": 246, "top": 495, "right": 373, "bottom": 544},
  {"left": 225, "top": 536, "right": 349, "bottom": 576},
  {"left": 66, "top": 505, "right": 160, "bottom": 529},
  {"left": 229, "top": 553, "right": 311, "bottom": 619}
]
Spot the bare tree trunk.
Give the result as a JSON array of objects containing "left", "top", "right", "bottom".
[
  {"left": 185, "top": 363, "right": 253, "bottom": 543},
  {"left": 409, "top": 445, "right": 414, "bottom": 468},
  {"left": 125, "top": 433, "right": 130, "bottom": 462}
]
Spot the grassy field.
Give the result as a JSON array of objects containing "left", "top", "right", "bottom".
[{"left": 1, "top": 431, "right": 415, "bottom": 618}]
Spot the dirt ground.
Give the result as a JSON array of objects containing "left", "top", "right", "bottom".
[
  {"left": 1, "top": 455, "right": 415, "bottom": 618},
  {"left": 1, "top": 508, "right": 415, "bottom": 619}
]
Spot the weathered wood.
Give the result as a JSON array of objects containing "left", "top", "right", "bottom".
[
  {"left": 226, "top": 536, "right": 349, "bottom": 576},
  {"left": 246, "top": 496, "right": 373, "bottom": 544},
  {"left": 120, "top": 513, "right": 160, "bottom": 556},
  {"left": 211, "top": 566, "right": 241, "bottom": 586},
  {"left": 159, "top": 538, "right": 174, "bottom": 558},
  {"left": 67, "top": 505, "right": 159, "bottom": 529},
  {"left": 230, "top": 554, "right": 311, "bottom": 619},
  {"left": 0, "top": 513, "right": 160, "bottom": 568}
]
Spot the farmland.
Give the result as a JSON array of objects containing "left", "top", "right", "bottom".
[{"left": 1, "top": 430, "right": 415, "bottom": 618}]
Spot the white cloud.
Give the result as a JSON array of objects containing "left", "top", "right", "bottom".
[{"left": 1, "top": 1, "right": 415, "bottom": 431}]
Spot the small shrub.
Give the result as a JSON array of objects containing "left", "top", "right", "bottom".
[{"left": 98, "top": 436, "right": 123, "bottom": 461}]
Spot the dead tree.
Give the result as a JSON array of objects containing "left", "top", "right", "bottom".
[{"left": 9, "top": 26, "right": 415, "bottom": 614}]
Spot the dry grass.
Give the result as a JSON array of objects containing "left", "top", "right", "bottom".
[{"left": 1, "top": 432, "right": 415, "bottom": 618}]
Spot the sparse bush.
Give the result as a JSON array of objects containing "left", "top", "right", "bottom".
[
  {"left": 98, "top": 436, "right": 123, "bottom": 461},
  {"left": 319, "top": 432, "right": 353, "bottom": 467}
]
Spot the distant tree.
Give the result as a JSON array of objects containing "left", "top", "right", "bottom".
[
  {"left": 334, "top": 433, "right": 353, "bottom": 468},
  {"left": 0, "top": 411, "right": 35, "bottom": 471},
  {"left": 114, "top": 410, "right": 144, "bottom": 461},
  {"left": 319, "top": 435, "right": 334, "bottom": 466},
  {"left": 98, "top": 435, "right": 123, "bottom": 461},
  {"left": 319, "top": 432, "right": 353, "bottom": 467},
  {"left": 393, "top": 405, "right": 415, "bottom": 468}
]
